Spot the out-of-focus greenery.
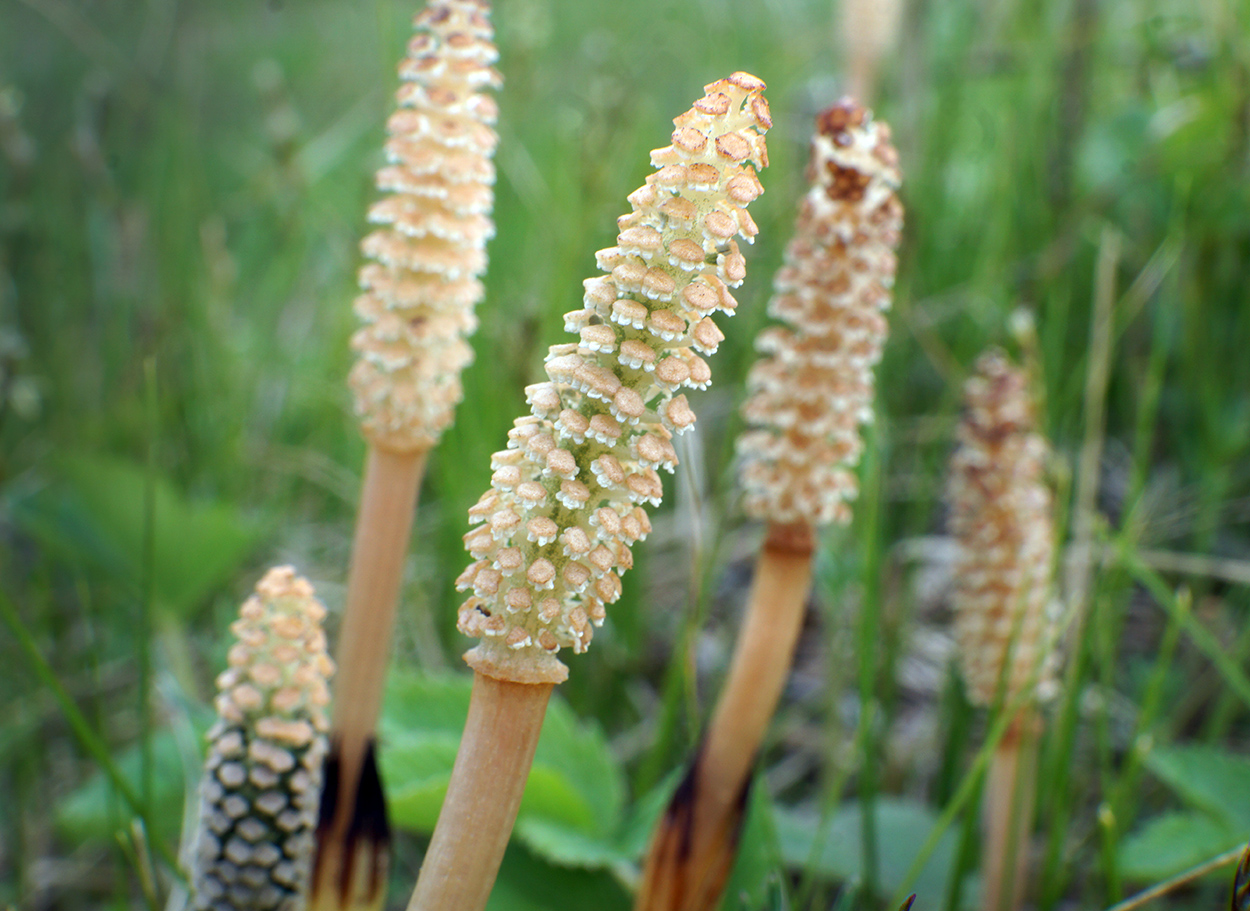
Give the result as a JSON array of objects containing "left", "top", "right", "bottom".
[{"left": 2, "top": 0, "right": 1249, "bottom": 908}]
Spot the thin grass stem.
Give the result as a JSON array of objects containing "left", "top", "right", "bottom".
[
  {"left": 0, "top": 589, "right": 185, "bottom": 880},
  {"left": 1100, "top": 845, "right": 1244, "bottom": 911}
]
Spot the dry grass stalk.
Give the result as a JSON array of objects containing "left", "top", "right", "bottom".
[
  {"left": 947, "top": 350, "right": 1059, "bottom": 911},
  {"left": 412, "top": 73, "right": 773, "bottom": 911},
  {"left": 313, "top": 2, "right": 500, "bottom": 907},
  {"left": 191, "top": 567, "right": 335, "bottom": 911},
  {"left": 636, "top": 98, "right": 901, "bottom": 911}
]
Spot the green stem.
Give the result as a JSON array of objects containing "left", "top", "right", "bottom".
[{"left": 1115, "top": 545, "right": 1250, "bottom": 711}]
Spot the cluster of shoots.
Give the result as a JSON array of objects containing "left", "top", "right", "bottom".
[
  {"left": 181, "top": 5, "right": 1078, "bottom": 911},
  {"left": 191, "top": 567, "right": 334, "bottom": 910}
]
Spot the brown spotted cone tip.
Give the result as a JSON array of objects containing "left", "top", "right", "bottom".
[
  {"left": 348, "top": 0, "right": 500, "bottom": 454},
  {"left": 737, "top": 98, "right": 902, "bottom": 528},
  {"left": 455, "top": 73, "right": 772, "bottom": 685},
  {"left": 948, "top": 351, "right": 1060, "bottom": 708},
  {"left": 192, "top": 567, "right": 335, "bottom": 911}
]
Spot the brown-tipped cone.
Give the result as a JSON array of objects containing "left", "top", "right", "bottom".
[
  {"left": 947, "top": 350, "right": 1059, "bottom": 708},
  {"left": 638, "top": 99, "right": 901, "bottom": 911}
]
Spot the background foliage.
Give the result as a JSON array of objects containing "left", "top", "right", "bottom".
[{"left": 2, "top": 0, "right": 1249, "bottom": 908}]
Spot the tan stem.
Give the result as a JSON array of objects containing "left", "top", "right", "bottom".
[
  {"left": 407, "top": 672, "right": 553, "bottom": 911},
  {"left": 636, "top": 521, "right": 815, "bottom": 911},
  {"left": 332, "top": 446, "right": 427, "bottom": 791},
  {"left": 313, "top": 444, "right": 427, "bottom": 909},
  {"left": 981, "top": 709, "right": 1040, "bottom": 911}
]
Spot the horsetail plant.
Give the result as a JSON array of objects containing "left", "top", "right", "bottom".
[
  {"left": 192, "top": 566, "right": 335, "bottom": 911},
  {"left": 636, "top": 98, "right": 902, "bottom": 911},
  {"left": 947, "top": 350, "right": 1060, "bottom": 911},
  {"left": 406, "top": 72, "right": 772, "bottom": 911},
  {"left": 313, "top": 2, "right": 500, "bottom": 907}
]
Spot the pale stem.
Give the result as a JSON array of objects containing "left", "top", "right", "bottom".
[
  {"left": 982, "top": 708, "right": 1041, "bottom": 911},
  {"left": 407, "top": 672, "right": 553, "bottom": 911},
  {"left": 636, "top": 521, "right": 815, "bottom": 911},
  {"left": 315, "top": 444, "right": 427, "bottom": 903}
]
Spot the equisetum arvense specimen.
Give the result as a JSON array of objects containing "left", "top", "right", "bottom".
[
  {"left": 737, "top": 98, "right": 903, "bottom": 528},
  {"left": 408, "top": 73, "right": 771, "bottom": 911},
  {"left": 948, "top": 349, "right": 1059, "bottom": 911},
  {"left": 948, "top": 349, "right": 1058, "bottom": 709},
  {"left": 316, "top": 0, "right": 499, "bottom": 905},
  {"left": 637, "top": 99, "right": 902, "bottom": 911},
  {"left": 192, "top": 567, "right": 335, "bottom": 911},
  {"left": 348, "top": 0, "right": 499, "bottom": 452},
  {"left": 455, "top": 72, "right": 773, "bottom": 686}
]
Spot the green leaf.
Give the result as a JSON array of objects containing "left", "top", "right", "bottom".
[
  {"left": 380, "top": 731, "right": 463, "bottom": 832},
  {"left": 774, "top": 797, "right": 963, "bottom": 907},
  {"left": 379, "top": 670, "right": 628, "bottom": 869},
  {"left": 10, "top": 455, "right": 264, "bottom": 618},
  {"left": 1119, "top": 811, "right": 1243, "bottom": 882},
  {"left": 486, "top": 842, "right": 631, "bottom": 911},
  {"left": 1144, "top": 744, "right": 1250, "bottom": 830},
  {"left": 512, "top": 816, "right": 630, "bottom": 869}
]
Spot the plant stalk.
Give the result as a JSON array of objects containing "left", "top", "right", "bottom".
[
  {"left": 636, "top": 521, "right": 814, "bottom": 911},
  {"left": 313, "top": 444, "right": 426, "bottom": 908},
  {"left": 982, "top": 709, "right": 1041, "bottom": 911},
  {"left": 407, "top": 672, "right": 553, "bottom": 911}
]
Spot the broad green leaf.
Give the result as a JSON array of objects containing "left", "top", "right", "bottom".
[
  {"left": 512, "top": 816, "right": 630, "bottom": 869},
  {"left": 10, "top": 455, "right": 264, "bottom": 618},
  {"left": 380, "top": 732, "right": 462, "bottom": 832},
  {"left": 1119, "top": 811, "right": 1243, "bottom": 882},
  {"left": 379, "top": 670, "right": 628, "bottom": 869},
  {"left": 486, "top": 842, "right": 631, "bottom": 911},
  {"left": 774, "top": 797, "right": 963, "bottom": 907},
  {"left": 1144, "top": 745, "right": 1250, "bottom": 830}
]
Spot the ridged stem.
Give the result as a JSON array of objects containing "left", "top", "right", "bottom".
[
  {"left": 636, "top": 521, "right": 814, "bottom": 911},
  {"left": 407, "top": 673, "right": 553, "bottom": 911},
  {"left": 981, "top": 709, "right": 1040, "bottom": 911}
]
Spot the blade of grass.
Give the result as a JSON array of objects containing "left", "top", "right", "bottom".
[
  {"left": 0, "top": 588, "right": 185, "bottom": 880},
  {"left": 1100, "top": 845, "right": 1243, "bottom": 911},
  {"left": 887, "top": 690, "right": 1029, "bottom": 909},
  {"left": 1113, "top": 545, "right": 1250, "bottom": 710}
]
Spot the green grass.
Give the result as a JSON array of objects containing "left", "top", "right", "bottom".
[{"left": 2, "top": 0, "right": 1250, "bottom": 908}]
